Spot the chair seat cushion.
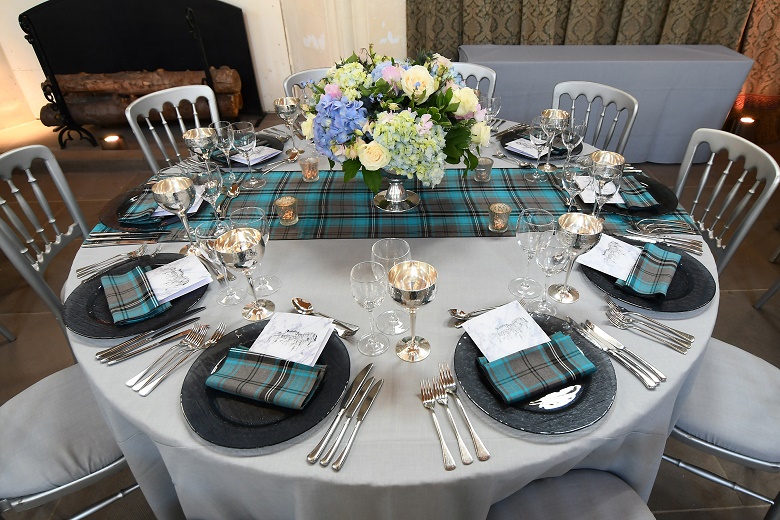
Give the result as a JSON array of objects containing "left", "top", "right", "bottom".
[
  {"left": 487, "top": 470, "right": 654, "bottom": 520},
  {"left": 0, "top": 364, "right": 123, "bottom": 498},
  {"left": 675, "top": 338, "right": 780, "bottom": 464}
]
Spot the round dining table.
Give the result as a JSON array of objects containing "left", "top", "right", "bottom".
[{"left": 63, "top": 134, "right": 719, "bottom": 520}]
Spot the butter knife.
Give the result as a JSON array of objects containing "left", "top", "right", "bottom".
[
  {"left": 332, "top": 379, "right": 384, "bottom": 471},
  {"left": 307, "top": 364, "right": 373, "bottom": 464},
  {"left": 319, "top": 376, "right": 374, "bottom": 466}
]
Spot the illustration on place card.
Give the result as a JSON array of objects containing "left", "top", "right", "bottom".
[
  {"left": 146, "top": 256, "right": 212, "bottom": 304},
  {"left": 249, "top": 312, "right": 335, "bottom": 366},
  {"left": 576, "top": 234, "right": 642, "bottom": 280},
  {"left": 462, "top": 301, "right": 551, "bottom": 362},
  {"left": 231, "top": 146, "right": 282, "bottom": 165},
  {"left": 505, "top": 137, "right": 549, "bottom": 159}
]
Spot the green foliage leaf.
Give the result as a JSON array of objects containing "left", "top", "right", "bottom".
[
  {"left": 362, "top": 169, "right": 383, "bottom": 194},
  {"left": 343, "top": 159, "right": 361, "bottom": 182}
]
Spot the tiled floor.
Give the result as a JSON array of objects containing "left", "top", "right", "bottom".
[{"left": 1, "top": 116, "right": 778, "bottom": 519}]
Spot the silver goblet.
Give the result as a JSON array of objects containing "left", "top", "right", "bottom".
[
  {"left": 388, "top": 261, "right": 438, "bottom": 363},
  {"left": 590, "top": 150, "right": 625, "bottom": 217},
  {"left": 151, "top": 176, "right": 198, "bottom": 255},
  {"left": 182, "top": 127, "right": 216, "bottom": 162},
  {"left": 548, "top": 213, "right": 603, "bottom": 304},
  {"left": 538, "top": 109, "right": 569, "bottom": 173}
]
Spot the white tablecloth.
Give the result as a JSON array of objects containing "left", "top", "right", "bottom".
[
  {"left": 458, "top": 44, "right": 753, "bottom": 163},
  {"left": 64, "top": 219, "right": 719, "bottom": 519}
]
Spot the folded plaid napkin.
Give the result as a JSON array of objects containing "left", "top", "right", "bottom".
[
  {"left": 616, "top": 176, "right": 659, "bottom": 210},
  {"left": 205, "top": 347, "right": 327, "bottom": 410},
  {"left": 101, "top": 266, "right": 171, "bottom": 324},
  {"left": 477, "top": 332, "right": 596, "bottom": 405},
  {"left": 616, "top": 243, "right": 681, "bottom": 298},
  {"left": 118, "top": 190, "right": 162, "bottom": 226}
]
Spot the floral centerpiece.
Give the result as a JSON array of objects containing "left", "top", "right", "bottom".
[{"left": 300, "top": 47, "right": 490, "bottom": 194}]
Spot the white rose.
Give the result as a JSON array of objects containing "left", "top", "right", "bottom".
[
  {"left": 470, "top": 122, "right": 490, "bottom": 147},
  {"left": 452, "top": 87, "right": 479, "bottom": 117},
  {"left": 358, "top": 141, "right": 391, "bottom": 170},
  {"left": 401, "top": 65, "right": 436, "bottom": 103},
  {"left": 300, "top": 113, "right": 315, "bottom": 140}
]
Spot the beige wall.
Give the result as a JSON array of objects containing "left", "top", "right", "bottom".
[
  {"left": 0, "top": 43, "right": 33, "bottom": 130},
  {"left": 0, "top": 0, "right": 407, "bottom": 125}
]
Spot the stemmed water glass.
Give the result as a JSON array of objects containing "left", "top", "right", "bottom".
[
  {"left": 388, "top": 260, "right": 438, "bottom": 363},
  {"left": 209, "top": 121, "right": 236, "bottom": 186},
  {"left": 539, "top": 109, "right": 569, "bottom": 173},
  {"left": 371, "top": 238, "right": 411, "bottom": 335},
  {"left": 350, "top": 261, "right": 391, "bottom": 357},
  {"left": 151, "top": 176, "right": 198, "bottom": 255},
  {"left": 561, "top": 120, "right": 586, "bottom": 167},
  {"left": 194, "top": 223, "right": 246, "bottom": 306},
  {"left": 590, "top": 151, "right": 625, "bottom": 217},
  {"left": 274, "top": 97, "right": 302, "bottom": 156},
  {"left": 560, "top": 157, "right": 592, "bottom": 212},
  {"left": 526, "top": 233, "right": 569, "bottom": 317},
  {"left": 549, "top": 213, "right": 604, "bottom": 304},
  {"left": 508, "top": 209, "right": 556, "bottom": 299},
  {"left": 231, "top": 121, "right": 265, "bottom": 189},
  {"left": 189, "top": 161, "right": 223, "bottom": 221},
  {"left": 182, "top": 127, "right": 216, "bottom": 162},
  {"left": 480, "top": 94, "right": 501, "bottom": 132},
  {"left": 525, "top": 119, "right": 549, "bottom": 183}
]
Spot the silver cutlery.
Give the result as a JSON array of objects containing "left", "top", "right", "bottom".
[
  {"left": 332, "top": 378, "right": 384, "bottom": 471},
  {"left": 106, "top": 329, "right": 193, "bottom": 365},
  {"left": 96, "top": 311, "right": 203, "bottom": 361},
  {"left": 614, "top": 233, "right": 703, "bottom": 255},
  {"left": 492, "top": 152, "right": 533, "bottom": 169},
  {"left": 433, "top": 379, "right": 473, "bottom": 465},
  {"left": 439, "top": 363, "right": 489, "bottom": 461},
  {"left": 218, "top": 181, "right": 241, "bottom": 218},
  {"left": 605, "top": 312, "right": 689, "bottom": 354},
  {"left": 260, "top": 150, "right": 301, "bottom": 174},
  {"left": 76, "top": 244, "right": 148, "bottom": 277},
  {"left": 604, "top": 297, "right": 695, "bottom": 343},
  {"left": 635, "top": 218, "right": 699, "bottom": 235},
  {"left": 622, "top": 229, "right": 703, "bottom": 249},
  {"left": 421, "top": 378, "right": 456, "bottom": 471},
  {"left": 605, "top": 309, "right": 692, "bottom": 349},
  {"left": 126, "top": 326, "right": 207, "bottom": 388},
  {"left": 320, "top": 377, "right": 374, "bottom": 466},
  {"left": 291, "top": 297, "right": 360, "bottom": 335},
  {"left": 454, "top": 299, "right": 525, "bottom": 328},
  {"left": 584, "top": 320, "right": 667, "bottom": 382},
  {"left": 307, "top": 363, "right": 373, "bottom": 464},
  {"left": 494, "top": 123, "right": 528, "bottom": 138}
]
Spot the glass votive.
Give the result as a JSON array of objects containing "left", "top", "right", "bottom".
[
  {"left": 489, "top": 203, "right": 512, "bottom": 233},
  {"left": 473, "top": 157, "right": 493, "bottom": 183},
  {"left": 299, "top": 155, "right": 320, "bottom": 182},
  {"left": 274, "top": 196, "right": 299, "bottom": 226}
]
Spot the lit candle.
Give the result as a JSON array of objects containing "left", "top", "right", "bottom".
[
  {"left": 299, "top": 156, "right": 320, "bottom": 182},
  {"left": 489, "top": 203, "right": 511, "bottom": 233},
  {"left": 274, "top": 196, "right": 299, "bottom": 226}
]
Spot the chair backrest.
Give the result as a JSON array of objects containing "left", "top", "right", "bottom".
[
  {"left": 452, "top": 63, "right": 496, "bottom": 99},
  {"left": 0, "top": 145, "right": 88, "bottom": 328},
  {"left": 125, "top": 85, "right": 220, "bottom": 174},
  {"left": 675, "top": 128, "right": 780, "bottom": 274},
  {"left": 283, "top": 68, "right": 330, "bottom": 97},
  {"left": 552, "top": 81, "right": 638, "bottom": 155}
]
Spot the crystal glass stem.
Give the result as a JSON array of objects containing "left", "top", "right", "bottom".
[
  {"left": 178, "top": 212, "right": 196, "bottom": 246},
  {"left": 245, "top": 271, "right": 260, "bottom": 306}
]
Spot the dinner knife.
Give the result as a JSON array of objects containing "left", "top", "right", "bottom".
[
  {"left": 99, "top": 316, "right": 201, "bottom": 363},
  {"left": 614, "top": 233, "right": 703, "bottom": 255},
  {"left": 307, "top": 363, "right": 374, "bottom": 464},
  {"left": 332, "top": 378, "right": 384, "bottom": 471},
  {"left": 319, "top": 376, "right": 375, "bottom": 466},
  {"left": 106, "top": 329, "right": 192, "bottom": 365},
  {"left": 585, "top": 320, "right": 667, "bottom": 382}
]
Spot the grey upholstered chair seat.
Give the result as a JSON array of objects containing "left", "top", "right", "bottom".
[
  {"left": 487, "top": 470, "right": 654, "bottom": 519},
  {"left": 0, "top": 365, "right": 123, "bottom": 498},
  {"left": 675, "top": 338, "right": 780, "bottom": 465}
]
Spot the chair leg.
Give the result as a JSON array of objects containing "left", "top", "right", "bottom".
[
  {"left": 0, "top": 323, "right": 15, "bottom": 342},
  {"left": 771, "top": 243, "right": 780, "bottom": 263},
  {"left": 755, "top": 278, "right": 780, "bottom": 309}
]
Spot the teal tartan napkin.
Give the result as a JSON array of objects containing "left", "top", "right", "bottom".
[
  {"left": 118, "top": 190, "right": 162, "bottom": 226},
  {"left": 205, "top": 347, "right": 327, "bottom": 410},
  {"left": 616, "top": 243, "right": 681, "bottom": 298},
  {"left": 477, "top": 332, "right": 596, "bottom": 405},
  {"left": 101, "top": 266, "right": 171, "bottom": 324},
  {"left": 616, "top": 176, "right": 659, "bottom": 210}
]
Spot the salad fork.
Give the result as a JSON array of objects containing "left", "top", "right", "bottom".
[
  {"left": 433, "top": 379, "right": 473, "bottom": 465},
  {"left": 439, "top": 363, "right": 490, "bottom": 461},
  {"left": 604, "top": 297, "right": 695, "bottom": 343},
  {"left": 420, "top": 379, "right": 456, "bottom": 471},
  {"left": 127, "top": 325, "right": 208, "bottom": 389},
  {"left": 606, "top": 312, "right": 689, "bottom": 354}
]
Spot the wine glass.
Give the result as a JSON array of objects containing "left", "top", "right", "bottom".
[
  {"left": 480, "top": 94, "right": 501, "bottom": 132},
  {"left": 209, "top": 121, "right": 236, "bottom": 187},
  {"left": 538, "top": 109, "right": 569, "bottom": 173},
  {"left": 560, "top": 156, "right": 592, "bottom": 212},
  {"left": 151, "top": 176, "right": 198, "bottom": 255},
  {"left": 182, "top": 127, "right": 216, "bottom": 162},
  {"left": 548, "top": 213, "right": 604, "bottom": 304},
  {"left": 350, "top": 261, "right": 391, "bottom": 357},
  {"left": 387, "top": 260, "right": 438, "bottom": 363},
  {"left": 590, "top": 151, "right": 625, "bottom": 217},
  {"left": 508, "top": 209, "right": 555, "bottom": 299},
  {"left": 561, "top": 119, "right": 586, "bottom": 167},
  {"left": 189, "top": 161, "right": 223, "bottom": 220},
  {"left": 274, "top": 97, "right": 302, "bottom": 156},
  {"left": 526, "top": 233, "right": 569, "bottom": 317},
  {"left": 525, "top": 119, "right": 549, "bottom": 183},
  {"left": 371, "top": 238, "right": 411, "bottom": 335},
  {"left": 194, "top": 223, "right": 246, "bottom": 306},
  {"left": 230, "top": 206, "right": 282, "bottom": 297},
  {"left": 231, "top": 121, "right": 265, "bottom": 189}
]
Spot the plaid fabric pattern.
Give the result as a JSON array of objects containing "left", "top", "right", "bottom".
[
  {"left": 615, "top": 243, "right": 682, "bottom": 298},
  {"left": 101, "top": 266, "right": 171, "bottom": 324},
  {"left": 477, "top": 332, "right": 596, "bottom": 405},
  {"left": 117, "top": 190, "right": 162, "bottom": 226},
  {"left": 205, "top": 347, "right": 327, "bottom": 410},
  {"left": 616, "top": 175, "right": 660, "bottom": 210},
  {"left": 92, "top": 167, "right": 695, "bottom": 240}
]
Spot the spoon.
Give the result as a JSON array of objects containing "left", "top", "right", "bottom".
[
  {"left": 291, "top": 297, "right": 361, "bottom": 334},
  {"left": 492, "top": 152, "right": 533, "bottom": 169},
  {"left": 447, "top": 304, "right": 505, "bottom": 321},
  {"left": 218, "top": 182, "right": 241, "bottom": 217},
  {"left": 260, "top": 149, "right": 300, "bottom": 174}
]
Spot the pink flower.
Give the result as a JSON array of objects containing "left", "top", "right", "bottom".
[
  {"left": 417, "top": 113, "right": 433, "bottom": 135},
  {"left": 324, "top": 83, "right": 342, "bottom": 98},
  {"left": 381, "top": 65, "right": 403, "bottom": 86}
]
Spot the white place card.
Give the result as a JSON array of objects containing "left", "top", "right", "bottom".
[
  {"left": 231, "top": 146, "right": 282, "bottom": 165},
  {"left": 462, "top": 301, "right": 552, "bottom": 362},
  {"left": 249, "top": 312, "right": 335, "bottom": 366},
  {"left": 576, "top": 234, "right": 642, "bottom": 280},
  {"left": 147, "top": 256, "right": 213, "bottom": 304},
  {"left": 576, "top": 176, "right": 624, "bottom": 204},
  {"left": 505, "top": 137, "right": 549, "bottom": 158}
]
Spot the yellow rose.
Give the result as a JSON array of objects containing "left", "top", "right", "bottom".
[
  {"left": 452, "top": 87, "right": 479, "bottom": 117},
  {"left": 358, "top": 141, "right": 391, "bottom": 171},
  {"left": 470, "top": 122, "right": 490, "bottom": 147},
  {"left": 300, "top": 113, "right": 315, "bottom": 140},
  {"left": 401, "top": 65, "right": 436, "bottom": 103}
]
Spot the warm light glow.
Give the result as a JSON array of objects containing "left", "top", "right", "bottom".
[
  {"left": 103, "top": 135, "right": 120, "bottom": 143},
  {"left": 740, "top": 117, "right": 755, "bottom": 124}
]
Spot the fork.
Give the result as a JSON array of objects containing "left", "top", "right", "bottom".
[
  {"left": 606, "top": 313, "right": 689, "bottom": 354},
  {"left": 76, "top": 244, "right": 148, "bottom": 278},
  {"left": 138, "top": 323, "right": 226, "bottom": 397},
  {"left": 127, "top": 325, "right": 208, "bottom": 389},
  {"left": 421, "top": 379, "right": 456, "bottom": 471},
  {"left": 433, "top": 379, "right": 473, "bottom": 465},
  {"left": 604, "top": 297, "right": 695, "bottom": 343},
  {"left": 606, "top": 308, "right": 692, "bottom": 349},
  {"left": 439, "top": 363, "right": 489, "bottom": 461}
]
